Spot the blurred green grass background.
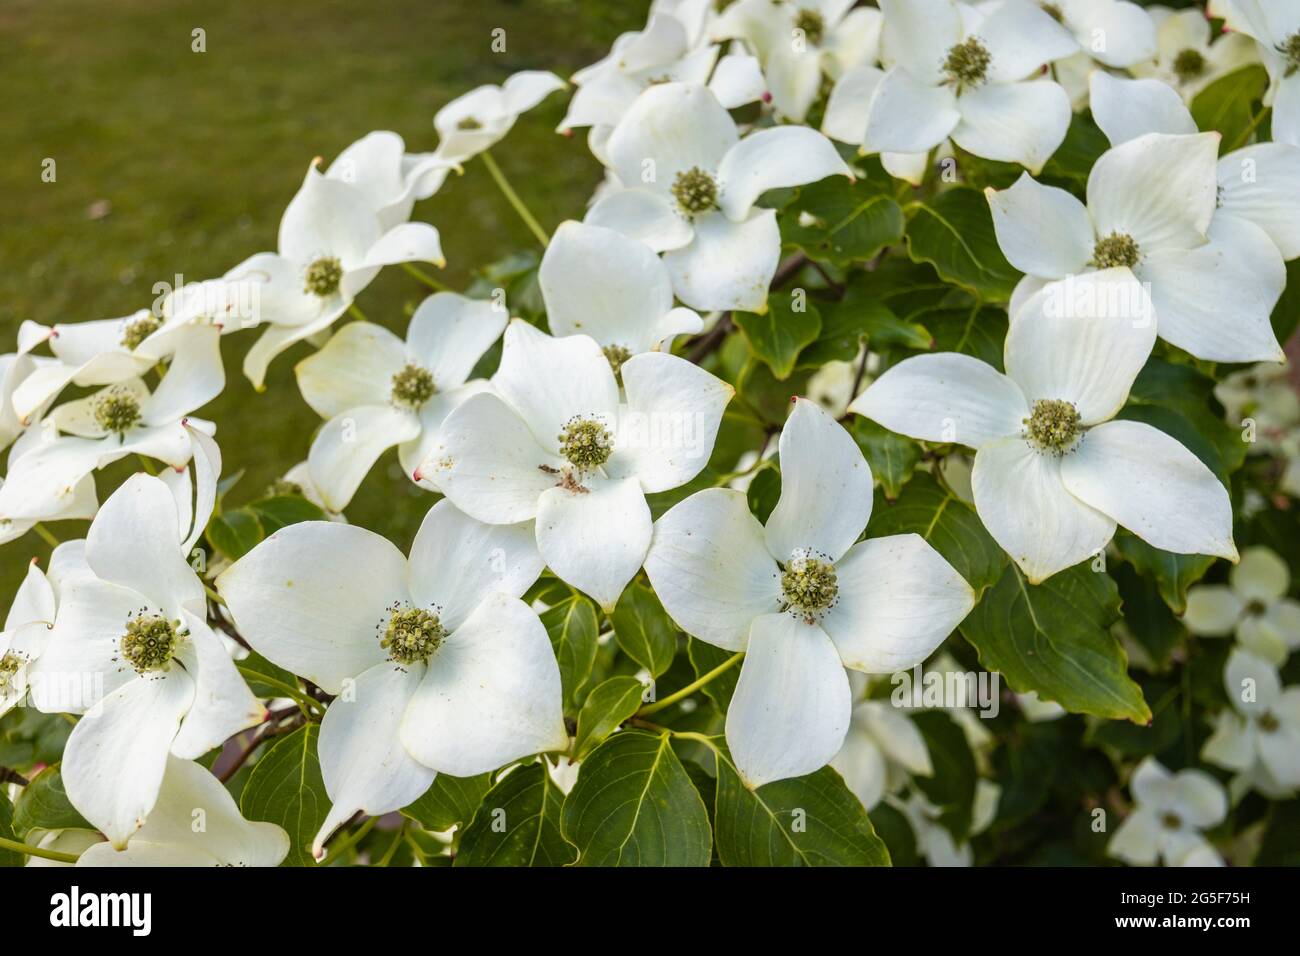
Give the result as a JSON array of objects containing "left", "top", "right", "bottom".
[{"left": 1, "top": 0, "right": 644, "bottom": 590}]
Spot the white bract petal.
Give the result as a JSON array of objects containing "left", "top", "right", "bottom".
[
  {"left": 726, "top": 613, "right": 851, "bottom": 788},
  {"left": 1086, "top": 132, "right": 1220, "bottom": 255},
  {"left": 1004, "top": 269, "right": 1157, "bottom": 425},
  {"left": 399, "top": 593, "right": 568, "bottom": 775},
  {"left": 764, "top": 398, "right": 872, "bottom": 566},
  {"left": 535, "top": 475, "right": 652, "bottom": 612},
  {"left": 608, "top": 351, "right": 733, "bottom": 494},
  {"left": 63, "top": 668, "right": 196, "bottom": 849},
  {"left": 821, "top": 534, "right": 975, "bottom": 671},
  {"left": 662, "top": 208, "right": 782, "bottom": 313},
  {"left": 1060, "top": 420, "right": 1237, "bottom": 561},
  {"left": 986, "top": 173, "right": 1093, "bottom": 278},
  {"left": 217, "top": 522, "right": 405, "bottom": 693},
  {"left": 850, "top": 353, "right": 1028, "bottom": 449},
  {"left": 644, "top": 489, "right": 782, "bottom": 652},
  {"left": 972, "top": 436, "right": 1116, "bottom": 583},
  {"left": 314, "top": 661, "right": 435, "bottom": 859}
]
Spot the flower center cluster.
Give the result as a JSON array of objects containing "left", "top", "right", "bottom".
[
  {"left": 1090, "top": 232, "right": 1141, "bottom": 269},
  {"left": 794, "top": 8, "right": 825, "bottom": 46},
  {"left": 1258, "top": 710, "right": 1280, "bottom": 733},
  {"left": 304, "top": 256, "right": 343, "bottom": 297},
  {"left": 1278, "top": 33, "right": 1300, "bottom": 77},
  {"left": 559, "top": 416, "right": 614, "bottom": 470},
  {"left": 1024, "top": 399, "right": 1081, "bottom": 454},
  {"left": 93, "top": 388, "right": 143, "bottom": 435},
  {"left": 457, "top": 116, "right": 483, "bottom": 130},
  {"left": 382, "top": 607, "right": 447, "bottom": 665},
  {"left": 121, "top": 313, "right": 161, "bottom": 351},
  {"left": 671, "top": 167, "right": 719, "bottom": 217},
  {"left": 121, "top": 615, "right": 179, "bottom": 674},
  {"left": 0, "top": 651, "right": 23, "bottom": 695},
  {"left": 1161, "top": 812, "right": 1182, "bottom": 830},
  {"left": 1172, "top": 48, "right": 1206, "bottom": 83},
  {"left": 781, "top": 553, "right": 839, "bottom": 623},
  {"left": 602, "top": 344, "right": 632, "bottom": 380},
  {"left": 390, "top": 361, "right": 436, "bottom": 409},
  {"left": 943, "top": 37, "right": 991, "bottom": 90}
]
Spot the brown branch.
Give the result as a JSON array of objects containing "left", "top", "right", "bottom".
[{"left": 0, "top": 767, "right": 29, "bottom": 787}]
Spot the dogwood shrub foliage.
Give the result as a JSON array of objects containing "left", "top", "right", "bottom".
[{"left": 2, "top": 0, "right": 1300, "bottom": 868}]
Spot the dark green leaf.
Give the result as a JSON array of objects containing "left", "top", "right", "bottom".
[
  {"left": 207, "top": 509, "right": 264, "bottom": 561},
  {"left": 401, "top": 773, "right": 492, "bottom": 831},
  {"left": 574, "top": 677, "right": 646, "bottom": 759},
  {"left": 910, "top": 711, "right": 976, "bottom": 840},
  {"left": 904, "top": 187, "right": 1019, "bottom": 301},
  {"left": 560, "top": 730, "right": 712, "bottom": 866},
  {"left": 248, "top": 495, "right": 326, "bottom": 533},
  {"left": 611, "top": 582, "right": 679, "bottom": 678},
  {"left": 687, "top": 638, "right": 740, "bottom": 713},
  {"left": 239, "top": 724, "right": 329, "bottom": 867},
  {"left": 541, "top": 594, "right": 600, "bottom": 709},
  {"left": 865, "top": 472, "right": 1007, "bottom": 593},
  {"left": 1114, "top": 531, "right": 1217, "bottom": 616},
  {"left": 746, "top": 466, "right": 781, "bottom": 524},
  {"left": 920, "top": 305, "right": 1009, "bottom": 371},
  {"left": 455, "top": 764, "right": 575, "bottom": 866},
  {"left": 781, "top": 175, "right": 905, "bottom": 266},
  {"left": 1271, "top": 258, "right": 1300, "bottom": 345},
  {"left": 12, "top": 764, "right": 89, "bottom": 839},
  {"left": 852, "top": 418, "right": 920, "bottom": 500},
  {"left": 1113, "top": 561, "right": 1187, "bottom": 670},
  {"left": 734, "top": 292, "right": 822, "bottom": 380},
  {"left": 0, "top": 791, "right": 22, "bottom": 867},
  {"left": 1190, "top": 65, "right": 1269, "bottom": 152},
  {"left": 959, "top": 563, "right": 1151, "bottom": 723},
  {"left": 712, "top": 744, "right": 890, "bottom": 867},
  {"left": 1041, "top": 112, "right": 1109, "bottom": 186},
  {"left": 236, "top": 650, "right": 300, "bottom": 700}
]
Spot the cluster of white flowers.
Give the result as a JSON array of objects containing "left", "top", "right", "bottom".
[{"left": 4, "top": 0, "right": 1300, "bottom": 868}]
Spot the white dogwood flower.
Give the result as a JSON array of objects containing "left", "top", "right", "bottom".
[
  {"left": 1202, "top": 648, "right": 1300, "bottom": 795},
  {"left": 294, "top": 293, "right": 505, "bottom": 511},
  {"left": 987, "top": 131, "right": 1285, "bottom": 363},
  {"left": 1129, "top": 6, "right": 1259, "bottom": 102},
  {"left": 1025, "top": 0, "right": 1156, "bottom": 69},
  {"left": 560, "top": 9, "right": 762, "bottom": 145},
  {"left": 224, "top": 163, "right": 445, "bottom": 389},
  {"left": 586, "top": 82, "right": 849, "bottom": 312},
  {"left": 10, "top": 320, "right": 218, "bottom": 427},
  {"left": 0, "top": 326, "right": 224, "bottom": 525},
  {"left": 426, "top": 320, "right": 732, "bottom": 610},
  {"left": 1185, "top": 547, "right": 1300, "bottom": 665},
  {"left": 852, "top": 269, "right": 1237, "bottom": 583},
  {"left": 216, "top": 500, "right": 567, "bottom": 857},
  {"left": 538, "top": 221, "right": 703, "bottom": 363},
  {"left": 29, "top": 474, "right": 266, "bottom": 848},
  {"left": 1109, "top": 756, "right": 1228, "bottom": 866},
  {"left": 433, "top": 71, "right": 566, "bottom": 164},
  {"left": 1088, "top": 71, "right": 1300, "bottom": 264},
  {"left": 325, "top": 130, "right": 455, "bottom": 231},
  {"left": 76, "top": 757, "right": 290, "bottom": 866},
  {"left": 830, "top": 681, "right": 932, "bottom": 810},
  {"left": 0, "top": 559, "right": 56, "bottom": 717},
  {"left": 896, "top": 778, "right": 1000, "bottom": 867},
  {"left": 644, "top": 398, "right": 974, "bottom": 787},
  {"left": 865, "top": 0, "right": 1076, "bottom": 173},
  {"left": 822, "top": 64, "right": 930, "bottom": 184},
  {"left": 715, "top": 0, "right": 882, "bottom": 121}
]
